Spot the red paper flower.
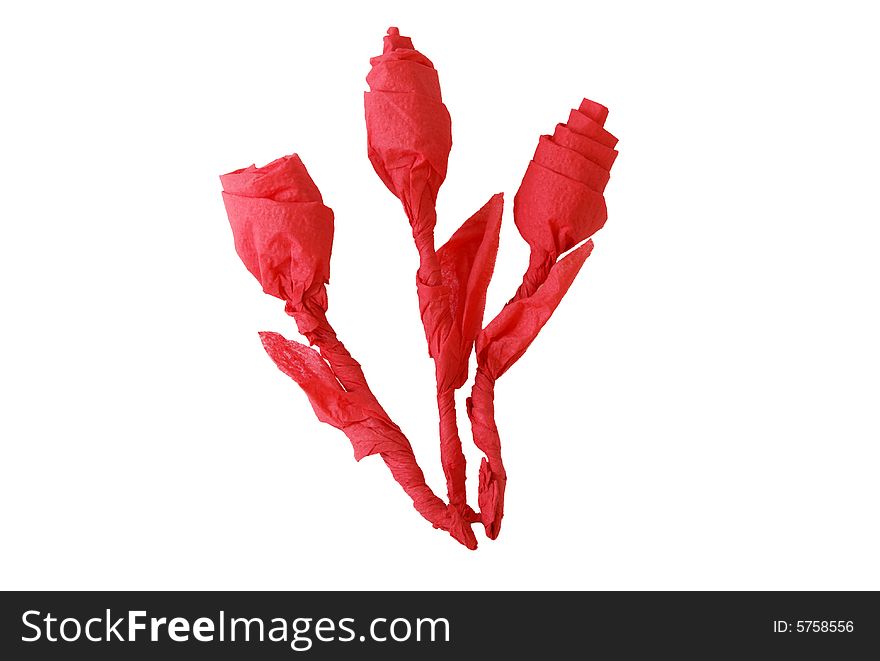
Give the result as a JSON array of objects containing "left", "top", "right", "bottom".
[
  {"left": 221, "top": 155, "right": 334, "bottom": 310},
  {"left": 364, "top": 27, "right": 451, "bottom": 239},
  {"left": 364, "top": 30, "right": 503, "bottom": 546},
  {"left": 223, "top": 153, "right": 471, "bottom": 546},
  {"left": 514, "top": 99, "right": 618, "bottom": 261},
  {"left": 462, "top": 99, "right": 619, "bottom": 539}
]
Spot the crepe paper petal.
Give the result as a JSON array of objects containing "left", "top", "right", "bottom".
[
  {"left": 365, "top": 92, "right": 451, "bottom": 173},
  {"left": 514, "top": 161, "right": 607, "bottom": 259},
  {"left": 552, "top": 124, "right": 619, "bottom": 172},
  {"left": 260, "top": 331, "right": 478, "bottom": 549},
  {"left": 568, "top": 99, "right": 617, "bottom": 149},
  {"left": 436, "top": 193, "right": 504, "bottom": 389},
  {"left": 367, "top": 35, "right": 442, "bottom": 102},
  {"left": 367, "top": 27, "right": 440, "bottom": 99},
  {"left": 221, "top": 195, "right": 334, "bottom": 307},
  {"left": 364, "top": 91, "right": 451, "bottom": 217},
  {"left": 566, "top": 108, "right": 619, "bottom": 149},
  {"left": 578, "top": 97, "right": 609, "bottom": 125},
  {"left": 367, "top": 61, "right": 442, "bottom": 99},
  {"left": 476, "top": 239, "right": 594, "bottom": 381},
  {"left": 221, "top": 155, "right": 334, "bottom": 309},
  {"left": 534, "top": 135, "right": 610, "bottom": 193},
  {"left": 220, "top": 154, "right": 323, "bottom": 203}
]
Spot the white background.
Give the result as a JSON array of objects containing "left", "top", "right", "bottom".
[{"left": 2, "top": 1, "right": 878, "bottom": 590}]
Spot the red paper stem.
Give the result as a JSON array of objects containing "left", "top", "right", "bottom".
[
  {"left": 466, "top": 253, "right": 547, "bottom": 539},
  {"left": 513, "top": 250, "right": 554, "bottom": 303},
  {"left": 466, "top": 367, "right": 505, "bottom": 538},
  {"left": 412, "top": 222, "right": 473, "bottom": 531},
  {"left": 468, "top": 241, "right": 595, "bottom": 538},
  {"left": 438, "top": 387, "right": 476, "bottom": 520},
  {"left": 290, "top": 299, "right": 387, "bottom": 413},
  {"left": 288, "top": 300, "right": 476, "bottom": 548}
]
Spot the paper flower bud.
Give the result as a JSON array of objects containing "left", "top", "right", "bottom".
[
  {"left": 514, "top": 99, "right": 618, "bottom": 259},
  {"left": 365, "top": 27, "right": 452, "bottom": 234},
  {"left": 221, "top": 155, "right": 334, "bottom": 308}
]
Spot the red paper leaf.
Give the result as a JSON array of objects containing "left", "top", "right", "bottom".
[
  {"left": 476, "top": 240, "right": 594, "bottom": 379},
  {"left": 259, "top": 331, "right": 405, "bottom": 461},
  {"left": 437, "top": 193, "right": 504, "bottom": 388}
]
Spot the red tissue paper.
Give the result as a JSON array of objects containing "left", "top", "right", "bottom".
[{"left": 220, "top": 27, "right": 618, "bottom": 549}]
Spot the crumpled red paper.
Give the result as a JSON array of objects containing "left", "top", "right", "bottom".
[
  {"left": 221, "top": 155, "right": 333, "bottom": 312},
  {"left": 220, "top": 27, "right": 617, "bottom": 549}
]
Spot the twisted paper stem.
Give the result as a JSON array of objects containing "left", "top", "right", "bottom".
[
  {"left": 411, "top": 219, "right": 477, "bottom": 544},
  {"left": 471, "top": 254, "right": 549, "bottom": 536},
  {"left": 285, "top": 298, "right": 476, "bottom": 548}
]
